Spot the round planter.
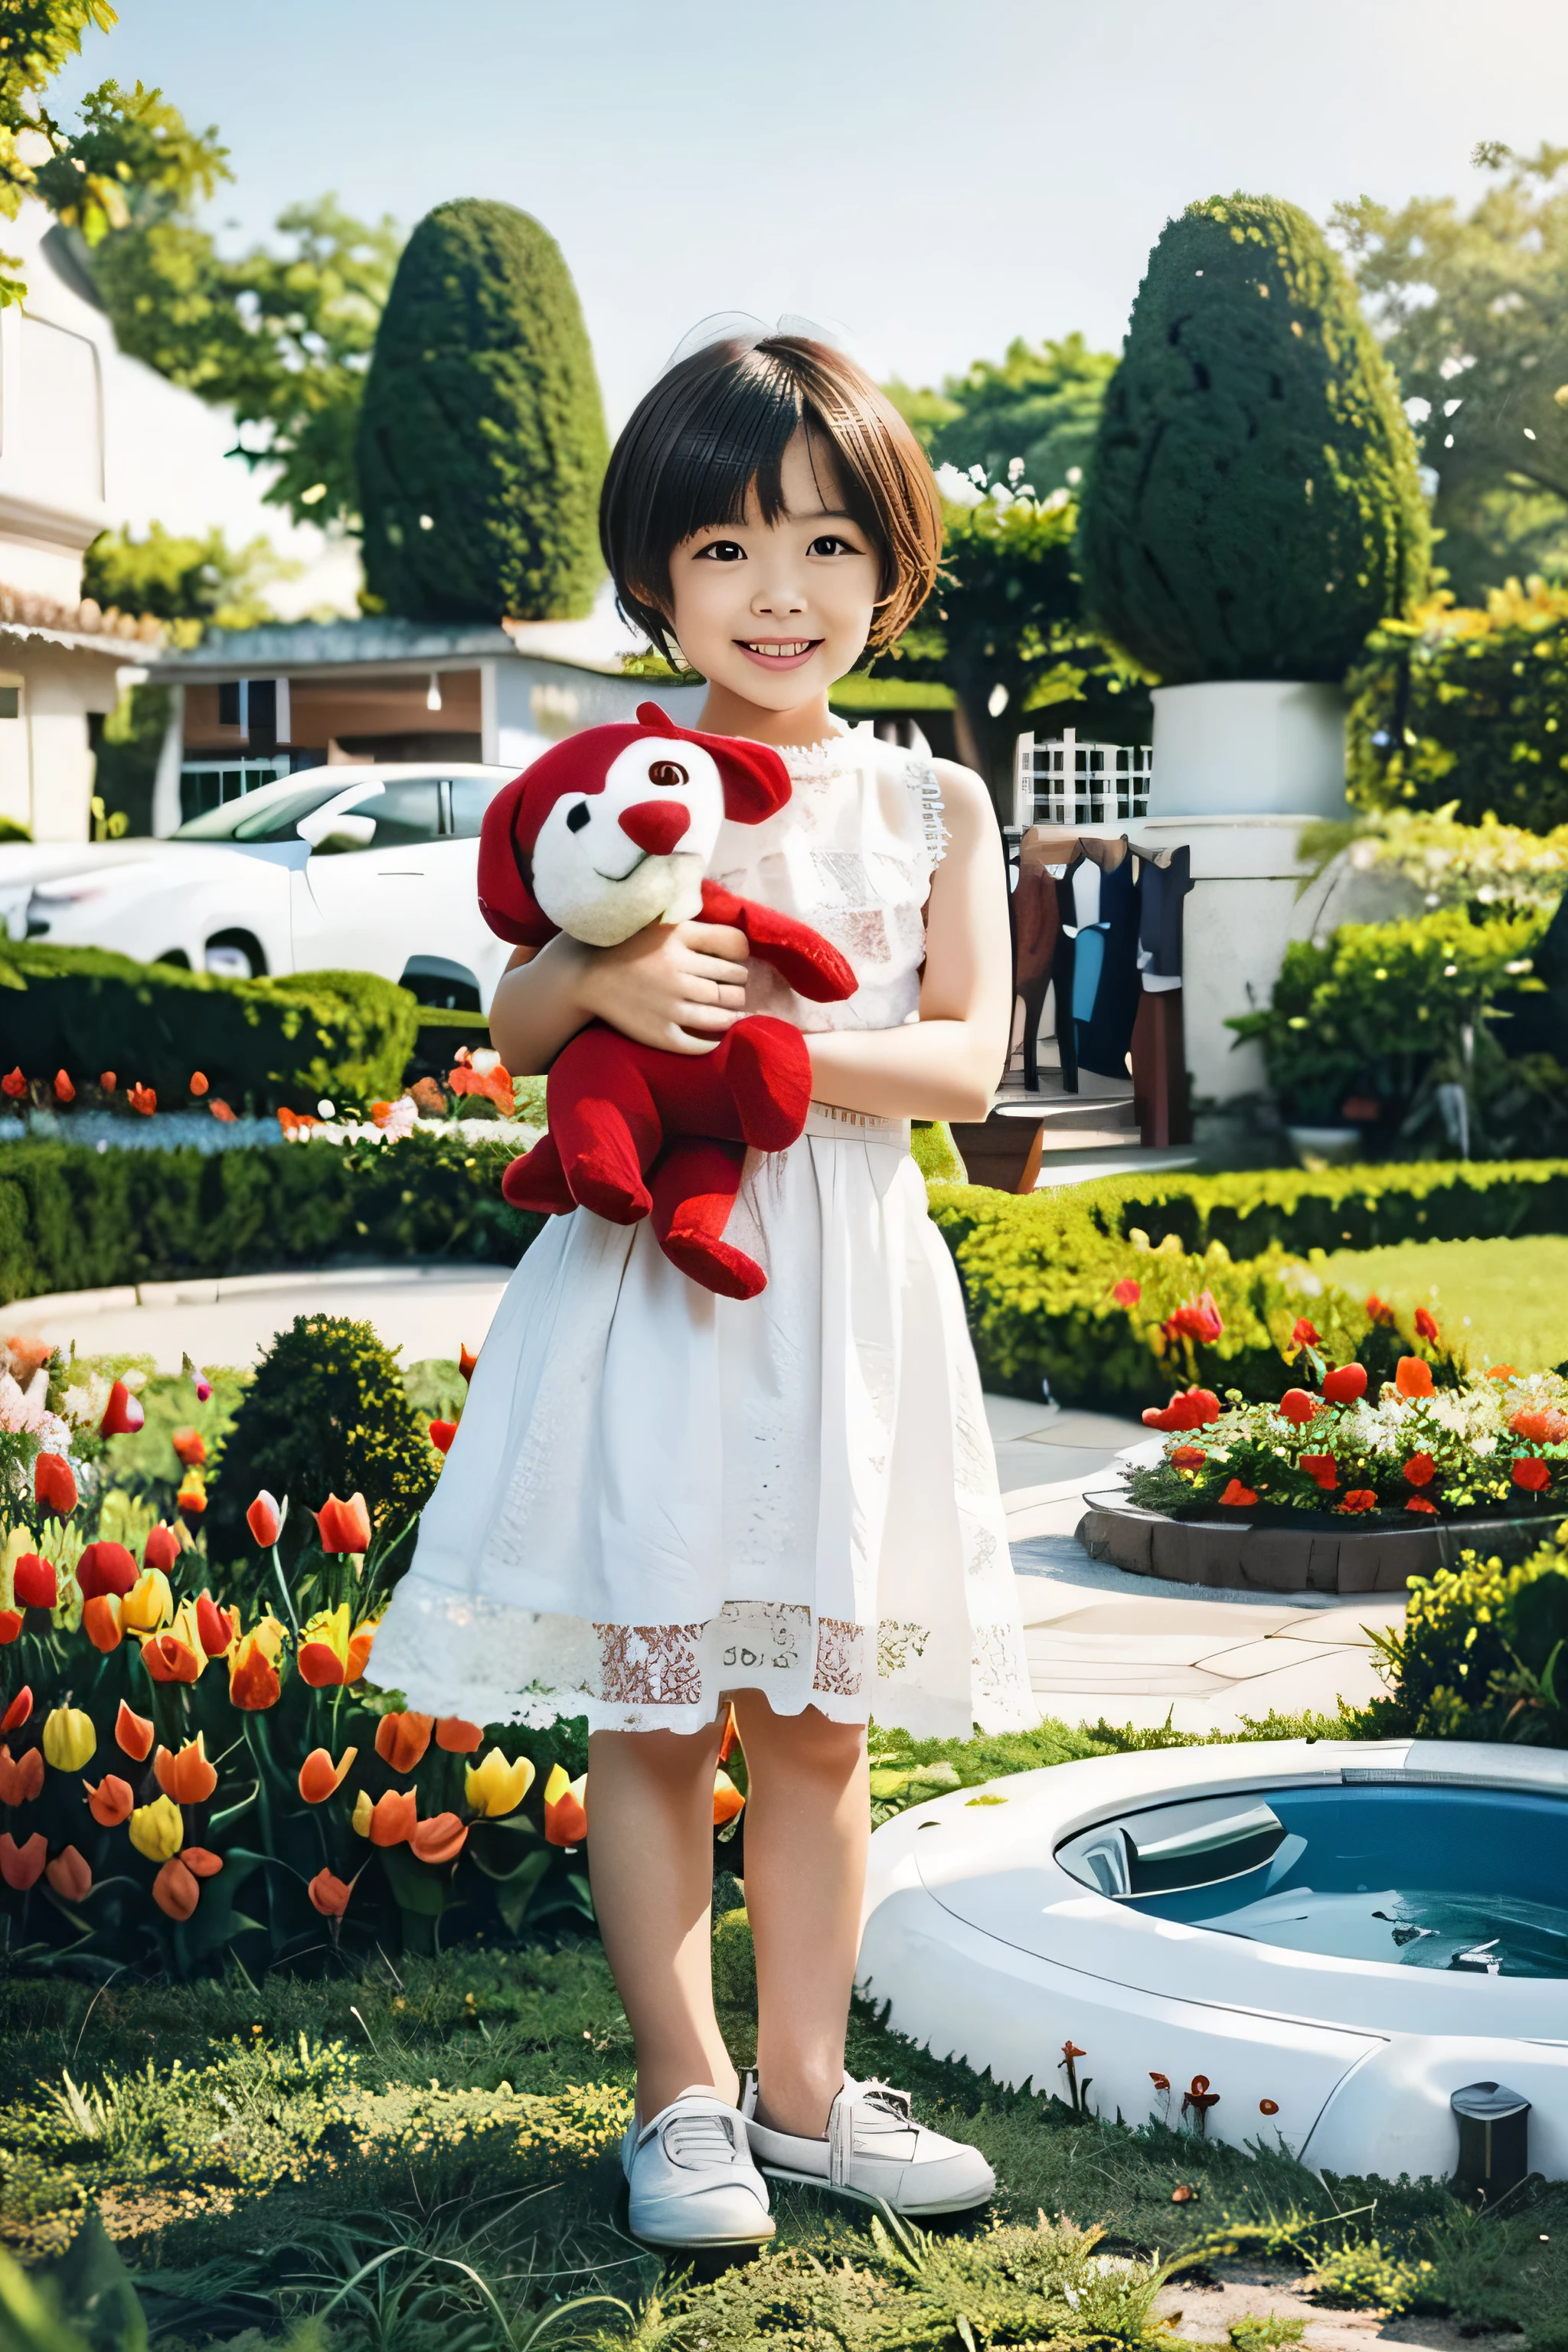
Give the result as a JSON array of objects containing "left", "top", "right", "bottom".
[
  {"left": 1285, "top": 1124, "right": 1364, "bottom": 1169},
  {"left": 1078, "top": 1499, "right": 1557, "bottom": 1596},
  {"left": 1147, "top": 680, "right": 1348, "bottom": 821}
]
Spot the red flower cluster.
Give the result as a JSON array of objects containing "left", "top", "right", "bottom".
[
  {"left": 1278, "top": 1389, "right": 1319, "bottom": 1427},
  {"left": 1322, "top": 1363, "right": 1368, "bottom": 1406},
  {"left": 1299, "top": 1454, "right": 1338, "bottom": 1491},
  {"left": 1163, "top": 1290, "right": 1223, "bottom": 1345},
  {"left": 1142, "top": 1387, "right": 1222, "bottom": 1432}
]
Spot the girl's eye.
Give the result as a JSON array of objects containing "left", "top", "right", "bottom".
[
  {"left": 696, "top": 540, "right": 745, "bottom": 561},
  {"left": 809, "top": 534, "right": 855, "bottom": 557}
]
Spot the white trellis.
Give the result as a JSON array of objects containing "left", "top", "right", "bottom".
[{"left": 1013, "top": 727, "right": 1152, "bottom": 831}]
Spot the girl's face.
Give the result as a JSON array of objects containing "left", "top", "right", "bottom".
[{"left": 666, "top": 430, "right": 880, "bottom": 713}]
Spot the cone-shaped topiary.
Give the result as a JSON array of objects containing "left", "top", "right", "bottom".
[
  {"left": 357, "top": 199, "right": 608, "bottom": 622},
  {"left": 207, "top": 1315, "right": 437, "bottom": 1577},
  {"left": 1079, "top": 193, "right": 1429, "bottom": 684}
]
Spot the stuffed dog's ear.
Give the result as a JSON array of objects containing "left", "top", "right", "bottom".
[
  {"left": 635, "top": 701, "right": 792, "bottom": 825},
  {"left": 477, "top": 770, "right": 558, "bottom": 946}
]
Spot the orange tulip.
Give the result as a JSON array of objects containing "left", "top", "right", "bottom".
[
  {"left": 114, "top": 1700, "right": 154, "bottom": 1760},
  {"left": 195, "top": 1592, "right": 237, "bottom": 1657},
  {"left": 100, "top": 1380, "right": 145, "bottom": 1438},
  {"left": 99, "top": 1070, "right": 116, "bottom": 1092},
  {"left": 228, "top": 1618, "right": 286, "bottom": 1710},
  {"left": 717, "top": 1702, "right": 739, "bottom": 1766},
  {"left": 298, "top": 1744, "right": 358, "bottom": 1804},
  {"left": 45, "top": 1844, "right": 92, "bottom": 1901},
  {"left": 0, "top": 1830, "right": 47, "bottom": 1888},
  {"left": 85, "top": 1773, "right": 134, "bottom": 1827},
  {"left": 181, "top": 1847, "right": 222, "bottom": 1877},
  {"left": 435, "top": 1716, "right": 482, "bottom": 1753},
  {"left": 247, "top": 1490, "right": 283, "bottom": 1547},
  {"left": 0, "top": 1067, "right": 24, "bottom": 1098},
  {"left": 77, "top": 1540, "right": 137, "bottom": 1599},
  {"left": 410, "top": 1811, "right": 468, "bottom": 1865},
  {"left": 53, "top": 1069, "right": 75, "bottom": 1102},
  {"left": 172, "top": 1427, "right": 207, "bottom": 1468},
  {"left": 713, "top": 1768, "right": 745, "bottom": 1827},
  {"left": 152, "top": 1856, "right": 199, "bottom": 1919},
  {"left": 83, "top": 1595, "right": 123, "bottom": 1652},
  {"left": 366, "top": 1788, "right": 417, "bottom": 1847},
  {"left": 309, "top": 1867, "right": 354, "bottom": 1917},
  {"left": 1217, "top": 1479, "right": 1258, "bottom": 1509},
  {"left": 12, "top": 1553, "right": 56, "bottom": 1609},
  {"left": 345, "top": 1619, "right": 377, "bottom": 1681},
  {"left": 142, "top": 1522, "right": 180, "bottom": 1573},
  {"left": 139, "top": 1601, "right": 206, "bottom": 1683},
  {"left": 374, "top": 1710, "right": 433, "bottom": 1772},
  {"left": 34, "top": 1452, "right": 77, "bottom": 1517},
  {"left": 1, "top": 1687, "right": 31, "bottom": 1734},
  {"left": 189, "top": 1070, "right": 209, "bottom": 1096},
  {"left": 296, "top": 1602, "right": 356, "bottom": 1687},
  {"left": 175, "top": 1472, "right": 206, "bottom": 1519},
  {"left": 315, "top": 1491, "right": 372, "bottom": 1553},
  {"left": 1395, "top": 1354, "right": 1435, "bottom": 1400},
  {"left": 154, "top": 1733, "right": 217, "bottom": 1805},
  {"left": 459, "top": 1344, "right": 479, "bottom": 1382},
  {"left": 543, "top": 1763, "right": 588, "bottom": 1847},
  {"left": 0, "top": 1744, "right": 44, "bottom": 1805}
]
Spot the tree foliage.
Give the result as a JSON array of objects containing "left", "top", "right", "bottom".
[
  {"left": 357, "top": 200, "right": 608, "bottom": 622},
  {"left": 0, "top": 0, "right": 119, "bottom": 298},
  {"left": 1335, "top": 142, "right": 1568, "bottom": 603},
  {"left": 890, "top": 332, "right": 1117, "bottom": 502},
  {"left": 1079, "top": 193, "right": 1429, "bottom": 684},
  {"left": 84, "top": 519, "right": 288, "bottom": 631}
]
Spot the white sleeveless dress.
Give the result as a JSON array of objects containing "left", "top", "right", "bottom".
[{"left": 368, "top": 723, "right": 1034, "bottom": 1740}]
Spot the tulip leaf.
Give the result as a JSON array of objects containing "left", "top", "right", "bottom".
[
  {"left": 493, "top": 1847, "right": 552, "bottom": 1935},
  {"left": 207, "top": 1782, "right": 260, "bottom": 1834},
  {"left": 469, "top": 1824, "right": 544, "bottom": 1880},
  {"left": 380, "top": 1841, "right": 446, "bottom": 1917}
]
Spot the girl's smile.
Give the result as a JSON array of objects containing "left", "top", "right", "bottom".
[{"left": 736, "top": 635, "right": 825, "bottom": 670}]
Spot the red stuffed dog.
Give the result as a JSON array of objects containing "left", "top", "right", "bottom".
[{"left": 476, "top": 702, "right": 855, "bottom": 1298}]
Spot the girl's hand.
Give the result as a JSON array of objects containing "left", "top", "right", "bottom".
[{"left": 575, "top": 920, "right": 752, "bottom": 1054}]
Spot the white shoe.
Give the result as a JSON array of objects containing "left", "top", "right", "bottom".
[
  {"left": 621, "top": 2086, "right": 775, "bottom": 2249},
  {"left": 740, "top": 2072, "right": 995, "bottom": 2215}
]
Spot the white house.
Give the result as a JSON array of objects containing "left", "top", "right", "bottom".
[{"left": 0, "top": 204, "right": 152, "bottom": 841}]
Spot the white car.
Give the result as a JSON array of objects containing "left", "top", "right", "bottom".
[{"left": 2, "top": 762, "right": 528, "bottom": 1010}]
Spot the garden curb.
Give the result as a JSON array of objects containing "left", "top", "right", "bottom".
[{"left": 1077, "top": 1498, "right": 1560, "bottom": 1594}]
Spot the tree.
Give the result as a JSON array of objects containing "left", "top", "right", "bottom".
[
  {"left": 890, "top": 332, "right": 1117, "bottom": 502},
  {"left": 1079, "top": 193, "right": 1429, "bottom": 684},
  {"left": 357, "top": 200, "right": 608, "bottom": 623},
  {"left": 1335, "top": 144, "right": 1568, "bottom": 603},
  {"left": 84, "top": 520, "right": 289, "bottom": 633},
  {"left": 0, "top": 0, "right": 119, "bottom": 300}
]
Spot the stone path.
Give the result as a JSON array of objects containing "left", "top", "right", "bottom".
[{"left": 5, "top": 1268, "right": 1404, "bottom": 1733}]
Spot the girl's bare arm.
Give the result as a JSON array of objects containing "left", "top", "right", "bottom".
[
  {"left": 486, "top": 922, "right": 753, "bottom": 1075},
  {"left": 804, "top": 760, "right": 1011, "bottom": 1122}
]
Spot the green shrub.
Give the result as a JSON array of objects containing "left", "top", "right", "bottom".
[
  {"left": 0, "top": 944, "right": 419, "bottom": 1113},
  {"left": 1226, "top": 906, "right": 1549, "bottom": 1135},
  {"left": 357, "top": 200, "right": 608, "bottom": 622},
  {"left": 1360, "top": 1524, "right": 1568, "bottom": 1743},
  {"left": 1349, "top": 578, "right": 1568, "bottom": 830},
  {"left": 1079, "top": 192, "right": 1428, "bottom": 684},
  {"left": 207, "top": 1313, "right": 439, "bottom": 1571}
]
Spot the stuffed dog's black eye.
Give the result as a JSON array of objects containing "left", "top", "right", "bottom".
[
  {"left": 648, "top": 760, "right": 687, "bottom": 788},
  {"left": 566, "top": 801, "right": 590, "bottom": 833}
]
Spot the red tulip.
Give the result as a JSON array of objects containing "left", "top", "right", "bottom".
[
  {"left": 228, "top": 1622, "right": 284, "bottom": 1710},
  {"left": 1414, "top": 1307, "right": 1439, "bottom": 1342},
  {"left": 34, "top": 1452, "right": 77, "bottom": 1517},
  {"left": 115, "top": 1701, "right": 154, "bottom": 1760},
  {"left": 1111, "top": 1277, "right": 1142, "bottom": 1307},
  {"left": 1278, "top": 1389, "right": 1318, "bottom": 1426},
  {"left": 1366, "top": 1295, "right": 1396, "bottom": 1328},
  {"left": 374, "top": 1711, "right": 433, "bottom": 1772},
  {"left": 459, "top": 1344, "right": 479, "bottom": 1383},
  {"left": 1169, "top": 1445, "right": 1207, "bottom": 1468},
  {"left": 1, "top": 1687, "right": 31, "bottom": 1735},
  {"left": 194, "top": 1592, "right": 237, "bottom": 1657},
  {"left": 1164, "top": 1289, "right": 1223, "bottom": 1345},
  {"left": 0, "top": 1830, "right": 47, "bottom": 1889},
  {"left": 171, "top": 1427, "right": 207, "bottom": 1468},
  {"left": 128, "top": 1083, "right": 156, "bottom": 1116},
  {"left": 1514, "top": 1457, "right": 1552, "bottom": 1491},
  {"left": 1403, "top": 1453, "right": 1436, "bottom": 1488},
  {"left": 53, "top": 1069, "right": 75, "bottom": 1104},
  {"left": 1217, "top": 1479, "right": 1258, "bottom": 1509},
  {"left": 12, "top": 1553, "right": 57, "bottom": 1609},
  {"left": 1142, "top": 1387, "right": 1222, "bottom": 1432},
  {"left": 1, "top": 1067, "right": 26, "bottom": 1099},
  {"left": 409, "top": 1811, "right": 468, "bottom": 1865},
  {"left": 309, "top": 1867, "right": 353, "bottom": 1917},
  {"left": 544, "top": 1764, "right": 588, "bottom": 1847},
  {"left": 99, "top": 1070, "right": 116, "bottom": 1093},
  {"left": 435, "top": 1717, "right": 482, "bottom": 1753},
  {"left": 0, "top": 1611, "right": 21, "bottom": 1644},
  {"left": 77, "top": 1541, "right": 137, "bottom": 1599},
  {"left": 1406, "top": 1496, "right": 1438, "bottom": 1515},
  {"left": 1298, "top": 1453, "right": 1339, "bottom": 1491},
  {"left": 142, "top": 1523, "right": 180, "bottom": 1573},
  {"left": 1291, "top": 1318, "right": 1320, "bottom": 1347},
  {"left": 246, "top": 1490, "right": 283, "bottom": 1547},
  {"left": 46, "top": 1844, "right": 92, "bottom": 1901},
  {"left": 1322, "top": 1364, "right": 1367, "bottom": 1405},
  {"left": 315, "top": 1491, "right": 372, "bottom": 1553},
  {"left": 0, "top": 1745, "right": 44, "bottom": 1805},
  {"left": 717, "top": 1702, "right": 740, "bottom": 1766},
  {"left": 1395, "top": 1356, "right": 1434, "bottom": 1400},
  {"left": 429, "top": 1419, "right": 458, "bottom": 1454},
  {"left": 152, "top": 1857, "right": 199, "bottom": 1919},
  {"left": 100, "top": 1380, "right": 145, "bottom": 1437},
  {"left": 1339, "top": 1489, "right": 1378, "bottom": 1514}
]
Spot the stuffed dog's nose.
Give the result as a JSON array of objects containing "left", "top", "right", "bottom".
[{"left": 619, "top": 799, "right": 691, "bottom": 856}]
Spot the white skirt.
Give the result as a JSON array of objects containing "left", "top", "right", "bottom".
[{"left": 368, "top": 1105, "right": 1035, "bottom": 1739}]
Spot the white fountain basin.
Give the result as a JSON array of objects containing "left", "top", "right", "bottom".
[{"left": 857, "top": 1738, "right": 1568, "bottom": 2181}]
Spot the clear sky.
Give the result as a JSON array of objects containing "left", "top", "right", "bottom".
[{"left": 53, "top": 0, "right": 1568, "bottom": 427}]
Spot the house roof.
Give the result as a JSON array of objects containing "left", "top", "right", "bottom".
[{"left": 148, "top": 586, "right": 654, "bottom": 681}]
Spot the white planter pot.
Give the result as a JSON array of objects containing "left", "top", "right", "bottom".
[
  {"left": 1285, "top": 1125, "right": 1365, "bottom": 1170},
  {"left": 1148, "top": 680, "right": 1349, "bottom": 821}
]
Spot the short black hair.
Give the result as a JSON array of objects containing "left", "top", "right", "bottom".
[{"left": 600, "top": 334, "right": 942, "bottom": 666}]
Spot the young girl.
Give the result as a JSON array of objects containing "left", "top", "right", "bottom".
[{"left": 370, "top": 328, "right": 1034, "bottom": 2249}]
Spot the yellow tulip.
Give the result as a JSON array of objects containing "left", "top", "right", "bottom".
[
  {"left": 41, "top": 1704, "right": 96, "bottom": 1772},
  {"left": 351, "top": 1788, "right": 374, "bottom": 1839},
  {"left": 129, "top": 1793, "right": 185, "bottom": 1863},
  {"left": 542, "top": 1762, "right": 570, "bottom": 1807},
  {"left": 464, "top": 1746, "right": 535, "bottom": 1819},
  {"left": 120, "top": 1568, "right": 173, "bottom": 1633}
]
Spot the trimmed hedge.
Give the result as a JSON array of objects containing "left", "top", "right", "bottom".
[
  {"left": 0, "top": 944, "right": 420, "bottom": 1113},
  {"left": 1066, "top": 1158, "right": 1568, "bottom": 1255},
  {"left": 0, "top": 1133, "right": 541, "bottom": 1305}
]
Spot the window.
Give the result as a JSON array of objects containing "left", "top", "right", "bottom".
[
  {"left": 449, "top": 775, "right": 504, "bottom": 838},
  {"left": 359, "top": 775, "right": 443, "bottom": 847},
  {"left": 0, "top": 688, "right": 18, "bottom": 720},
  {"left": 173, "top": 777, "right": 348, "bottom": 841}
]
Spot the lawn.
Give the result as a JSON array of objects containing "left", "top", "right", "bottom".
[{"left": 1316, "top": 1233, "right": 1568, "bottom": 1373}]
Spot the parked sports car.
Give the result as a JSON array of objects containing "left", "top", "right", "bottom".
[{"left": 0, "top": 761, "right": 529, "bottom": 1009}]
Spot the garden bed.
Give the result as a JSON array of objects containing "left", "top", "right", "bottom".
[{"left": 1078, "top": 1498, "right": 1554, "bottom": 1593}]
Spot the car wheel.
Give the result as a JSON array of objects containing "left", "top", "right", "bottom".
[{"left": 204, "top": 930, "right": 266, "bottom": 980}]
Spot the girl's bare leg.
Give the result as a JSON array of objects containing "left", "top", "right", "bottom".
[
  {"left": 730, "top": 1694, "right": 869, "bottom": 2136},
  {"left": 587, "top": 1721, "right": 737, "bottom": 2122}
]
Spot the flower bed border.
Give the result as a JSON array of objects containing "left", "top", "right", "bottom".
[{"left": 1076, "top": 1498, "right": 1560, "bottom": 1595}]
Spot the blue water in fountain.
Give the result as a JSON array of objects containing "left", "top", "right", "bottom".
[{"left": 1125, "top": 1786, "right": 1568, "bottom": 1978}]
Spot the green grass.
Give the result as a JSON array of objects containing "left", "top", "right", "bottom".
[{"left": 1315, "top": 1233, "right": 1568, "bottom": 1371}]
